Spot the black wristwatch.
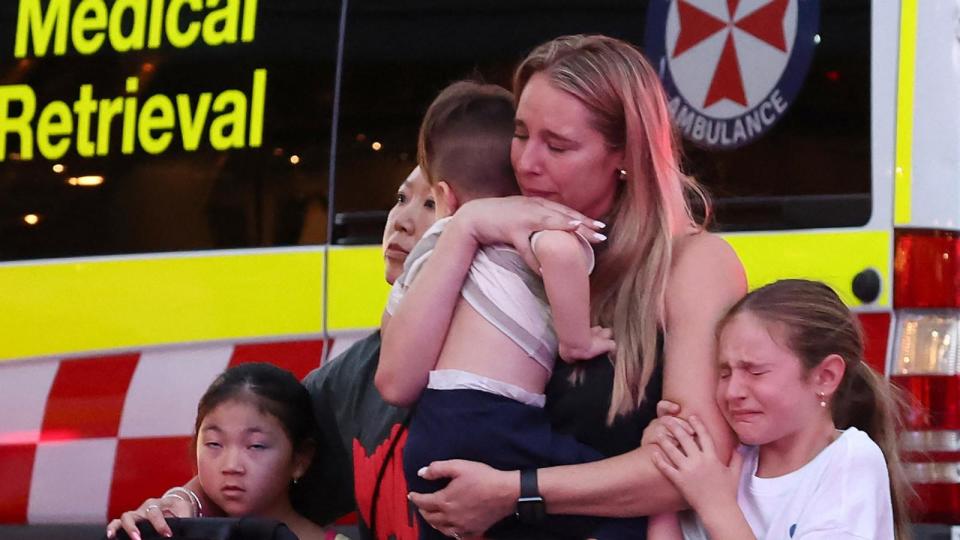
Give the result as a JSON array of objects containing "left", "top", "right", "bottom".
[{"left": 516, "top": 468, "right": 546, "bottom": 524}]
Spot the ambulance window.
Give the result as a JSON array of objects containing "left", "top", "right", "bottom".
[
  {"left": 0, "top": 1, "right": 340, "bottom": 262},
  {"left": 330, "top": 0, "right": 652, "bottom": 245},
  {"left": 330, "top": 1, "right": 872, "bottom": 240},
  {"left": 678, "top": 1, "right": 873, "bottom": 231}
]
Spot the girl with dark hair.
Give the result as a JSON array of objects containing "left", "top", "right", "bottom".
[
  {"left": 108, "top": 363, "right": 348, "bottom": 540},
  {"left": 647, "top": 279, "right": 911, "bottom": 540}
]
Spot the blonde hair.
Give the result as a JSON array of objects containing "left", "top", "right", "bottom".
[
  {"left": 721, "top": 279, "right": 913, "bottom": 539},
  {"left": 514, "top": 35, "right": 710, "bottom": 423}
]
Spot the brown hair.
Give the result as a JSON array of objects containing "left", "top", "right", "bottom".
[
  {"left": 721, "top": 279, "right": 913, "bottom": 539},
  {"left": 514, "top": 35, "right": 711, "bottom": 423},
  {"left": 417, "top": 80, "right": 520, "bottom": 200}
]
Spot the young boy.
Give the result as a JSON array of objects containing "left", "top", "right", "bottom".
[{"left": 378, "top": 81, "right": 641, "bottom": 539}]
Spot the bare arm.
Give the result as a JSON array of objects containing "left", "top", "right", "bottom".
[
  {"left": 375, "top": 197, "right": 599, "bottom": 407},
  {"left": 538, "top": 233, "right": 745, "bottom": 515},
  {"left": 375, "top": 216, "right": 479, "bottom": 406},
  {"left": 534, "top": 230, "right": 613, "bottom": 361},
  {"left": 410, "top": 233, "right": 746, "bottom": 531}
]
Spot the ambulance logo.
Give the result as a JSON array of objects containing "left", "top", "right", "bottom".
[{"left": 645, "top": 0, "right": 819, "bottom": 149}]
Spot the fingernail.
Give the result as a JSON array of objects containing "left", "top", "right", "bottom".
[
  {"left": 594, "top": 220, "right": 606, "bottom": 229},
  {"left": 407, "top": 492, "right": 413, "bottom": 500},
  {"left": 569, "top": 220, "right": 582, "bottom": 226},
  {"left": 106, "top": 531, "right": 113, "bottom": 539},
  {"left": 132, "top": 533, "right": 141, "bottom": 540},
  {"left": 593, "top": 232, "right": 607, "bottom": 242},
  {"left": 538, "top": 267, "right": 543, "bottom": 274},
  {"left": 418, "top": 466, "right": 428, "bottom": 478}
]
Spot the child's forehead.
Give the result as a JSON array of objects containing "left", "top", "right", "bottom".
[
  {"left": 718, "top": 313, "right": 796, "bottom": 364},
  {"left": 203, "top": 397, "right": 282, "bottom": 429}
]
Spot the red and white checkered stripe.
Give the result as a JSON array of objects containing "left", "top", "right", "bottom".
[{"left": 0, "top": 334, "right": 365, "bottom": 525}]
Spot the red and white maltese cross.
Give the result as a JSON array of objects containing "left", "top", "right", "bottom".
[{"left": 672, "top": 0, "right": 789, "bottom": 107}]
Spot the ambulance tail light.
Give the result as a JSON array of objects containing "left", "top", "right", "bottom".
[{"left": 892, "top": 229, "right": 960, "bottom": 522}]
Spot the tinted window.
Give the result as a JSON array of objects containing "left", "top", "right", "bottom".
[
  {"left": 330, "top": 0, "right": 872, "bottom": 242},
  {"left": 0, "top": 0, "right": 339, "bottom": 261}
]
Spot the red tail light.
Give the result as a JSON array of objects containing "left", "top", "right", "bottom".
[
  {"left": 893, "top": 229, "right": 960, "bottom": 523},
  {"left": 895, "top": 230, "right": 960, "bottom": 308}
]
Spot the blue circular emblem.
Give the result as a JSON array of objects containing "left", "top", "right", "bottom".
[{"left": 645, "top": 0, "right": 819, "bottom": 150}]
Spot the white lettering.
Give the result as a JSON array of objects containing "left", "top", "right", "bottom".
[
  {"left": 692, "top": 114, "right": 706, "bottom": 140},
  {"left": 771, "top": 89, "right": 787, "bottom": 114},
  {"left": 759, "top": 101, "right": 775, "bottom": 125}
]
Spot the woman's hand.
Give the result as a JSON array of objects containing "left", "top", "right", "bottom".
[
  {"left": 408, "top": 460, "right": 519, "bottom": 538},
  {"left": 651, "top": 415, "right": 743, "bottom": 514},
  {"left": 455, "top": 196, "right": 606, "bottom": 273},
  {"left": 105, "top": 495, "right": 193, "bottom": 539}
]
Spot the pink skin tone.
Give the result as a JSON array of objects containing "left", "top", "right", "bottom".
[
  {"left": 715, "top": 312, "right": 835, "bottom": 460},
  {"left": 402, "top": 70, "right": 743, "bottom": 536},
  {"left": 196, "top": 399, "right": 310, "bottom": 520},
  {"left": 512, "top": 72, "right": 624, "bottom": 220},
  {"left": 382, "top": 168, "right": 437, "bottom": 285},
  {"left": 649, "top": 312, "right": 844, "bottom": 540}
]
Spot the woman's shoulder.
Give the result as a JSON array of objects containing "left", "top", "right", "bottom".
[
  {"left": 665, "top": 231, "right": 747, "bottom": 315},
  {"left": 672, "top": 231, "right": 742, "bottom": 272}
]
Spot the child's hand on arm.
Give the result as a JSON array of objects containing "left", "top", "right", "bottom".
[
  {"left": 533, "top": 230, "right": 612, "bottom": 362},
  {"left": 652, "top": 416, "right": 755, "bottom": 540},
  {"left": 641, "top": 400, "right": 693, "bottom": 447}
]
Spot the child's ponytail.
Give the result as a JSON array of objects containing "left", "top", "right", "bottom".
[{"left": 834, "top": 360, "right": 913, "bottom": 540}]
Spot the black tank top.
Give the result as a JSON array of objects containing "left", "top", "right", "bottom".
[{"left": 544, "top": 334, "right": 664, "bottom": 457}]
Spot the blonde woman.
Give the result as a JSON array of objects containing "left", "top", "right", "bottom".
[{"left": 378, "top": 34, "right": 747, "bottom": 538}]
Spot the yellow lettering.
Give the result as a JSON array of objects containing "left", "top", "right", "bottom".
[
  {"left": 73, "top": 0, "right": 108, "bottom": 55},
  {"left": 176, "top": 94, "right": 212, "bottom": 151},
  {"left": 241, "top": 0, "right": 257, "bottom": 42},
  {"left": 0, "top": 85, "right": 37, "bottom": 161},
  {"left": 248, "top": 68, "right": 266, "bottom": 147},
  {"left": 73, "top": 85, "right": 98, "bottom": 157},
  {"left": 202, "top": 0, "right": 240, "bottom": 46},
  {"left": 37, "top": 101, "right": 73, "bottom": 160},
  {"left": 165, "top": 0, "right": 202, "bottom": 48},
  {"left": 97, "top": 97, "right": 125, "bottom": 156},
  {"left": 138, "top": 95, "right": 175, "bottom": 153},
  {"left": 209, "top": 90, "right": 246, "bottom": 150},
  {"left": 122, "top": 77, "right": 140, "bottom": 154},
  {"left": 148, "top": 0, "right": 165, "bottom": 48},
  {"left": 14, "top": 0, "right": 69, "bottom": 58},
  {"left": 109, "top": 0, "right": 148, "bottom": 52}
]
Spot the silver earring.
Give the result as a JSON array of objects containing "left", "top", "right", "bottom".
[
  {"left": 293, "top": 477, "right": 300, "bottom": 485},
  {"left": 618, "top": 168, "right": 628, "bottom": 181},
  {"left": 817, "top": 391, "right": 827, "bottom": 408}
]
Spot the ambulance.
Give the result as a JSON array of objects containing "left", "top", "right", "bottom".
[{"left": 0, "top": 0, "right": 957, "bottom": 537}]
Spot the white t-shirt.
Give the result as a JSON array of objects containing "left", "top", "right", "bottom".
[{"left": 682, "top": 427, "right": 895, "bottom": 539}]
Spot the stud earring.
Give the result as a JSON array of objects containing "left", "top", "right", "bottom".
[
  {"left": 617, "top": 168, "right": 628, "bottom": 181},
  {"left": 817, "top": 391, "right": 827, "bottom": 408},
  {"left": 293, "top": 476, "right": 300, "bottom": 485}
]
